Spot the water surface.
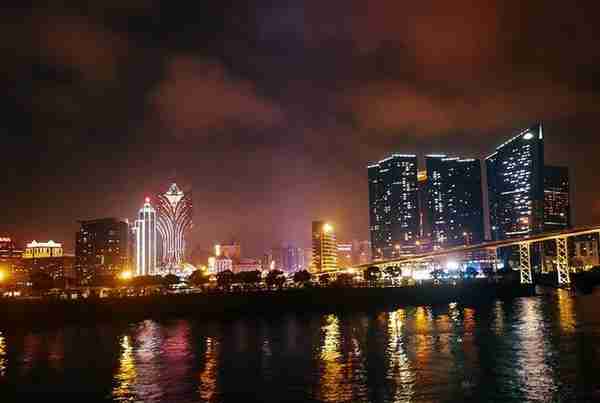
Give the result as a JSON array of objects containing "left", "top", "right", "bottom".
[{"left": 1, "top": 288, "right": 600, "bottom": 402}]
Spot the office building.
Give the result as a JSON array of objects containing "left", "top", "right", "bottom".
[
  {"left": 486, "top": 123, "right": 545, "bottom": 240},
  {"left": 214, "top": 256, "right": 233, "bottom": 273},
  {"left": 156, "top": 183, "right": 192, "bottom": 268},
  {"left": 351, "top": 240, "right": 372, "bottom": 265},
  {"left": 76, "top": 218, "right": 129, "bottom": 282},
  {"left": 134, "top": 198, "right": 157, "bottom": 276},
  {"left": 544, "top": 165, "right": 571, "bottom": 232},
  {"left": 22, "top": 240, "right": 66, "bottom": 281},
  {"left": 368, "top": 154, "right": 419, "bottom": 259},
  {"left": 425, "top": 155, "right": 484, "bottom": 248},
  {"left": 234, "top": 258, "right": 262, "bottom": 273},
  {"left": 311, "top": 221, "right": 337, "bottom": 273},
  {"left": 215, "top": 242, "right": 241, "bottom": 263},
  {"left": 337, "top": 242, "right": 353, "bottom": 268}
]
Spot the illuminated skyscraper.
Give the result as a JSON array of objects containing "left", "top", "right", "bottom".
[
  {"left": 311, "top": 221, "right": 337, "bottom": 273},
  {"left": 425, "top": 155, "right": 484, "bottom": 248},
  {"left": 76, "top": 218, "right": 129, "bottom": 282},
  {"left": 156, "top": 183, "right": 192, "bottom": 268},
  {"left": 134, "top": 198, "right": 157, "bottom": 276},
  {"left": 368, "top": 154, "right": 419, "bottom": 259},
  {"left": 543, "top": 165, "right": 570, "bottom": 231},
  {"left": 486, "top": 123, "right": 545, "bottom": 240}
]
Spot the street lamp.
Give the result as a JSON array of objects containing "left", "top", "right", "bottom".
[{"left": 119, "top": 270, "right": 133, "bottom": 281}]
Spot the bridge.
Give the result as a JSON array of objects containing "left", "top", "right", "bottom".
[{"left": 356, "top": 224, "right": 600, "bottom": 286}]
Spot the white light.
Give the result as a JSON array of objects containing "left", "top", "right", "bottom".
[
  {"left": 523, "top": 132, "right": 534, "bottom": 140},
  {"left": 446, "top": 260, "right": 459, "bottom": 270}
]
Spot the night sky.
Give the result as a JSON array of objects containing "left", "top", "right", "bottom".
[{"left": 2, "top": 1, "right": 600, "bottom": 257}]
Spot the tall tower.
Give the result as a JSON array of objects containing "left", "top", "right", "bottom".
[
  {"left": 486, "top": 124, "right": 544, "bottom": 240},
  {"left": 156, "top": 183, "right": 193, "bottom": 268},
  {"left": 368, "top": 154, "right": 419, "bottom": 259},
  {"left": 425, "top": 155, "right": 484, "bottom": 248},
  {"left": 311, "top": 221, "right": 337, "bottom": 273},
  {"left": 135, "top": 198, "right": 157, "bottom": 276}
]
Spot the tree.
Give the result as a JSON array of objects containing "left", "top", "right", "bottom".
[
  {"left": 265, "top": 270, "right": 285, "bottom": 289},
  {"left": 162, "top": 274, "right": 180, "bottom": 287},
  {"left": 241, "top": 270, "right": 261, "bottom": 286},
  {"left": 333, "top": 273, "right": 353, "bottom": 287},
  {"left": 293, "top": 270, "right": 311, "bottom": 285},
  {"left": 319, "top": 273, "right": 331, "bottom": 285},
  {"left": 189, "top": 270, "right": 210, "bottom": 288},
  {"left": 364, "top": 266, "right": 381, "bottom": 283},
  {"left": 216, "top": 270, "right": 234, "bottom": 289},
  {"left": 384, "top": 266, "right": 402, "bottom": 280}
]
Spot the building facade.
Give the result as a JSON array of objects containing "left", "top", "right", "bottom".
[
  {"left": 0, "top": 237, "right": 24, "bottom": 282},
  {"left": 368, "top": 154, "right": 419, "bottom": 259},
  {"left": 486, "top": 124, "right": 545, "bottom": 240},
  {"left": 22, "top": 240, "right": 66, "bottom": 281},
  {"left": 156, "top": 183, "right": 193, "bottom": 268},
  {"left": 311, "top": 221, "right": 337, "bottom": 273},
  {"left": 425, "top": 155, "right": 484, "bottom": 248},
  {"left": 543, "top": 165, "right": 571, "bottom": 232},
  {"left": 76, "top": 218, "right": 130, "bottom": 283},
  {"left": 134, "top": 198, "right": 157, "bottom": 276}
]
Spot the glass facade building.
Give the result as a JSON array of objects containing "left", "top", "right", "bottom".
[
  {"left": 425, "top": 156, "right": 484, "bottom": 248},
  {"left": 368, "top": 154, "right": 419, "bottom": 260},
  {"left": 543, "top": 165, "right": 570, "bottom": 232},
  {"left": 486, "top": 123, "right": 545, "bottom": 240},
  {"left": 75, "top": 218, "right": 129, "bottom": 283}
]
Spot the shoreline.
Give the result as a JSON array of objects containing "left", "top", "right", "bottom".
[{"left": 0, "top": 282, "right": 535, "bottom": 328}]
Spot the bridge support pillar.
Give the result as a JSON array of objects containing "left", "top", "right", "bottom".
[
  {"left": 556, "top": 237, "right": 570, "bottom": 286},
  {"left": 519, "top": 242, "right": 533, "bottom": 284}
]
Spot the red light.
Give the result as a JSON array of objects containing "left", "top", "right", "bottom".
[{"left": 145, "top": 197, "right": 150, "bottom": 203}]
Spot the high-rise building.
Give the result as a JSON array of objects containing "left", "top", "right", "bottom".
[
  {"left": 543, "top": 165, "right": 570, "bottom": 232},
  {"left": 23, "top": 240, "right": 66, "bottom": 281},
  {"left": 269, "top": 245, "right": 305, "bottom": 272},
  {"left": 337, "top": 242, "right": 353, "bottom": 268},
  {"left": 156, "top": 183, "right": 193, "bottom": 268},
  {"left": 76, "top": 218, "right": 129, "bottom": 282},
  {"left": 425, "top": 155, "right": 484, "bottom": 248},
  {"left": 311, "top": 221, "right": 337, "bottom": 273},
  {"left": 486, "top": 124, "right": 545, "bottom": 240},
  {"left": 134, "top": 198, "right": 157, "bottom": 276},
  {"left": 368, "top": 154, "right": 419, "bottom": 259},
  {"left": 215, "top": 243, "right": 241, "bottom": 263},
  {"left": 351, "top": 240, "right": 372, "bottom": 265}
]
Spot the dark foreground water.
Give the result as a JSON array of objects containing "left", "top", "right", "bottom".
[{"left": 1, "top": 288, "right": 600, "bottom": 402}]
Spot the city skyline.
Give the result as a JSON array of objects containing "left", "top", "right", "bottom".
[{"left": 2, "top": 3, "right": 600, "bottom": 258}]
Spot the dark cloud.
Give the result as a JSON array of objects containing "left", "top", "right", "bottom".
[
  {"left": 1, "top": 1, "right": 600, "bottom": 255},
  {"left": 150, "top": 57, "right": 285, "bottom": 134}
]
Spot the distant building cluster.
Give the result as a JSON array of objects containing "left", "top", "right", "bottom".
[{"left": 368, "top": 123, "right": 574, "bottom": 261}]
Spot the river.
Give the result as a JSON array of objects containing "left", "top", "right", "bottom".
[{"left": 1, "top": 287, "right": 599, "bottom": 402}]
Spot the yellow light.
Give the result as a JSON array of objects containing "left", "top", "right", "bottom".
[
  {"left": 119, "top": 271, "right": 133, "bottom": 281},
  {"left": 323, "top": 223, "right": 333, "bottom": 233},
  {"left": 0, "top": 271, "right": 5, "bottom": 282},
  {"left": 394, "top": 244, "right": 400, "bottom": 250},
  {"left": 215, "top": 244, "right": 221, "bottom": 257}
]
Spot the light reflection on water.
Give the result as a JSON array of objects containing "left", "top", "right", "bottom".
[
  {"left": 1, "top": 289, "right": 600, "bottom": 402},
  {"left": 0, "top": 332, "right": 6, "bottom": 377}
]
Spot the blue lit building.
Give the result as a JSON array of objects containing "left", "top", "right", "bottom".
[
  {"left": 425, "top": 155, "right": 484, "bottom": 248},
  {"left": 486, "top": 123, "right": 545, "bottom": 240},
  {"left": 368, "top": 154, "right": 419, "bottom": 259}
]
